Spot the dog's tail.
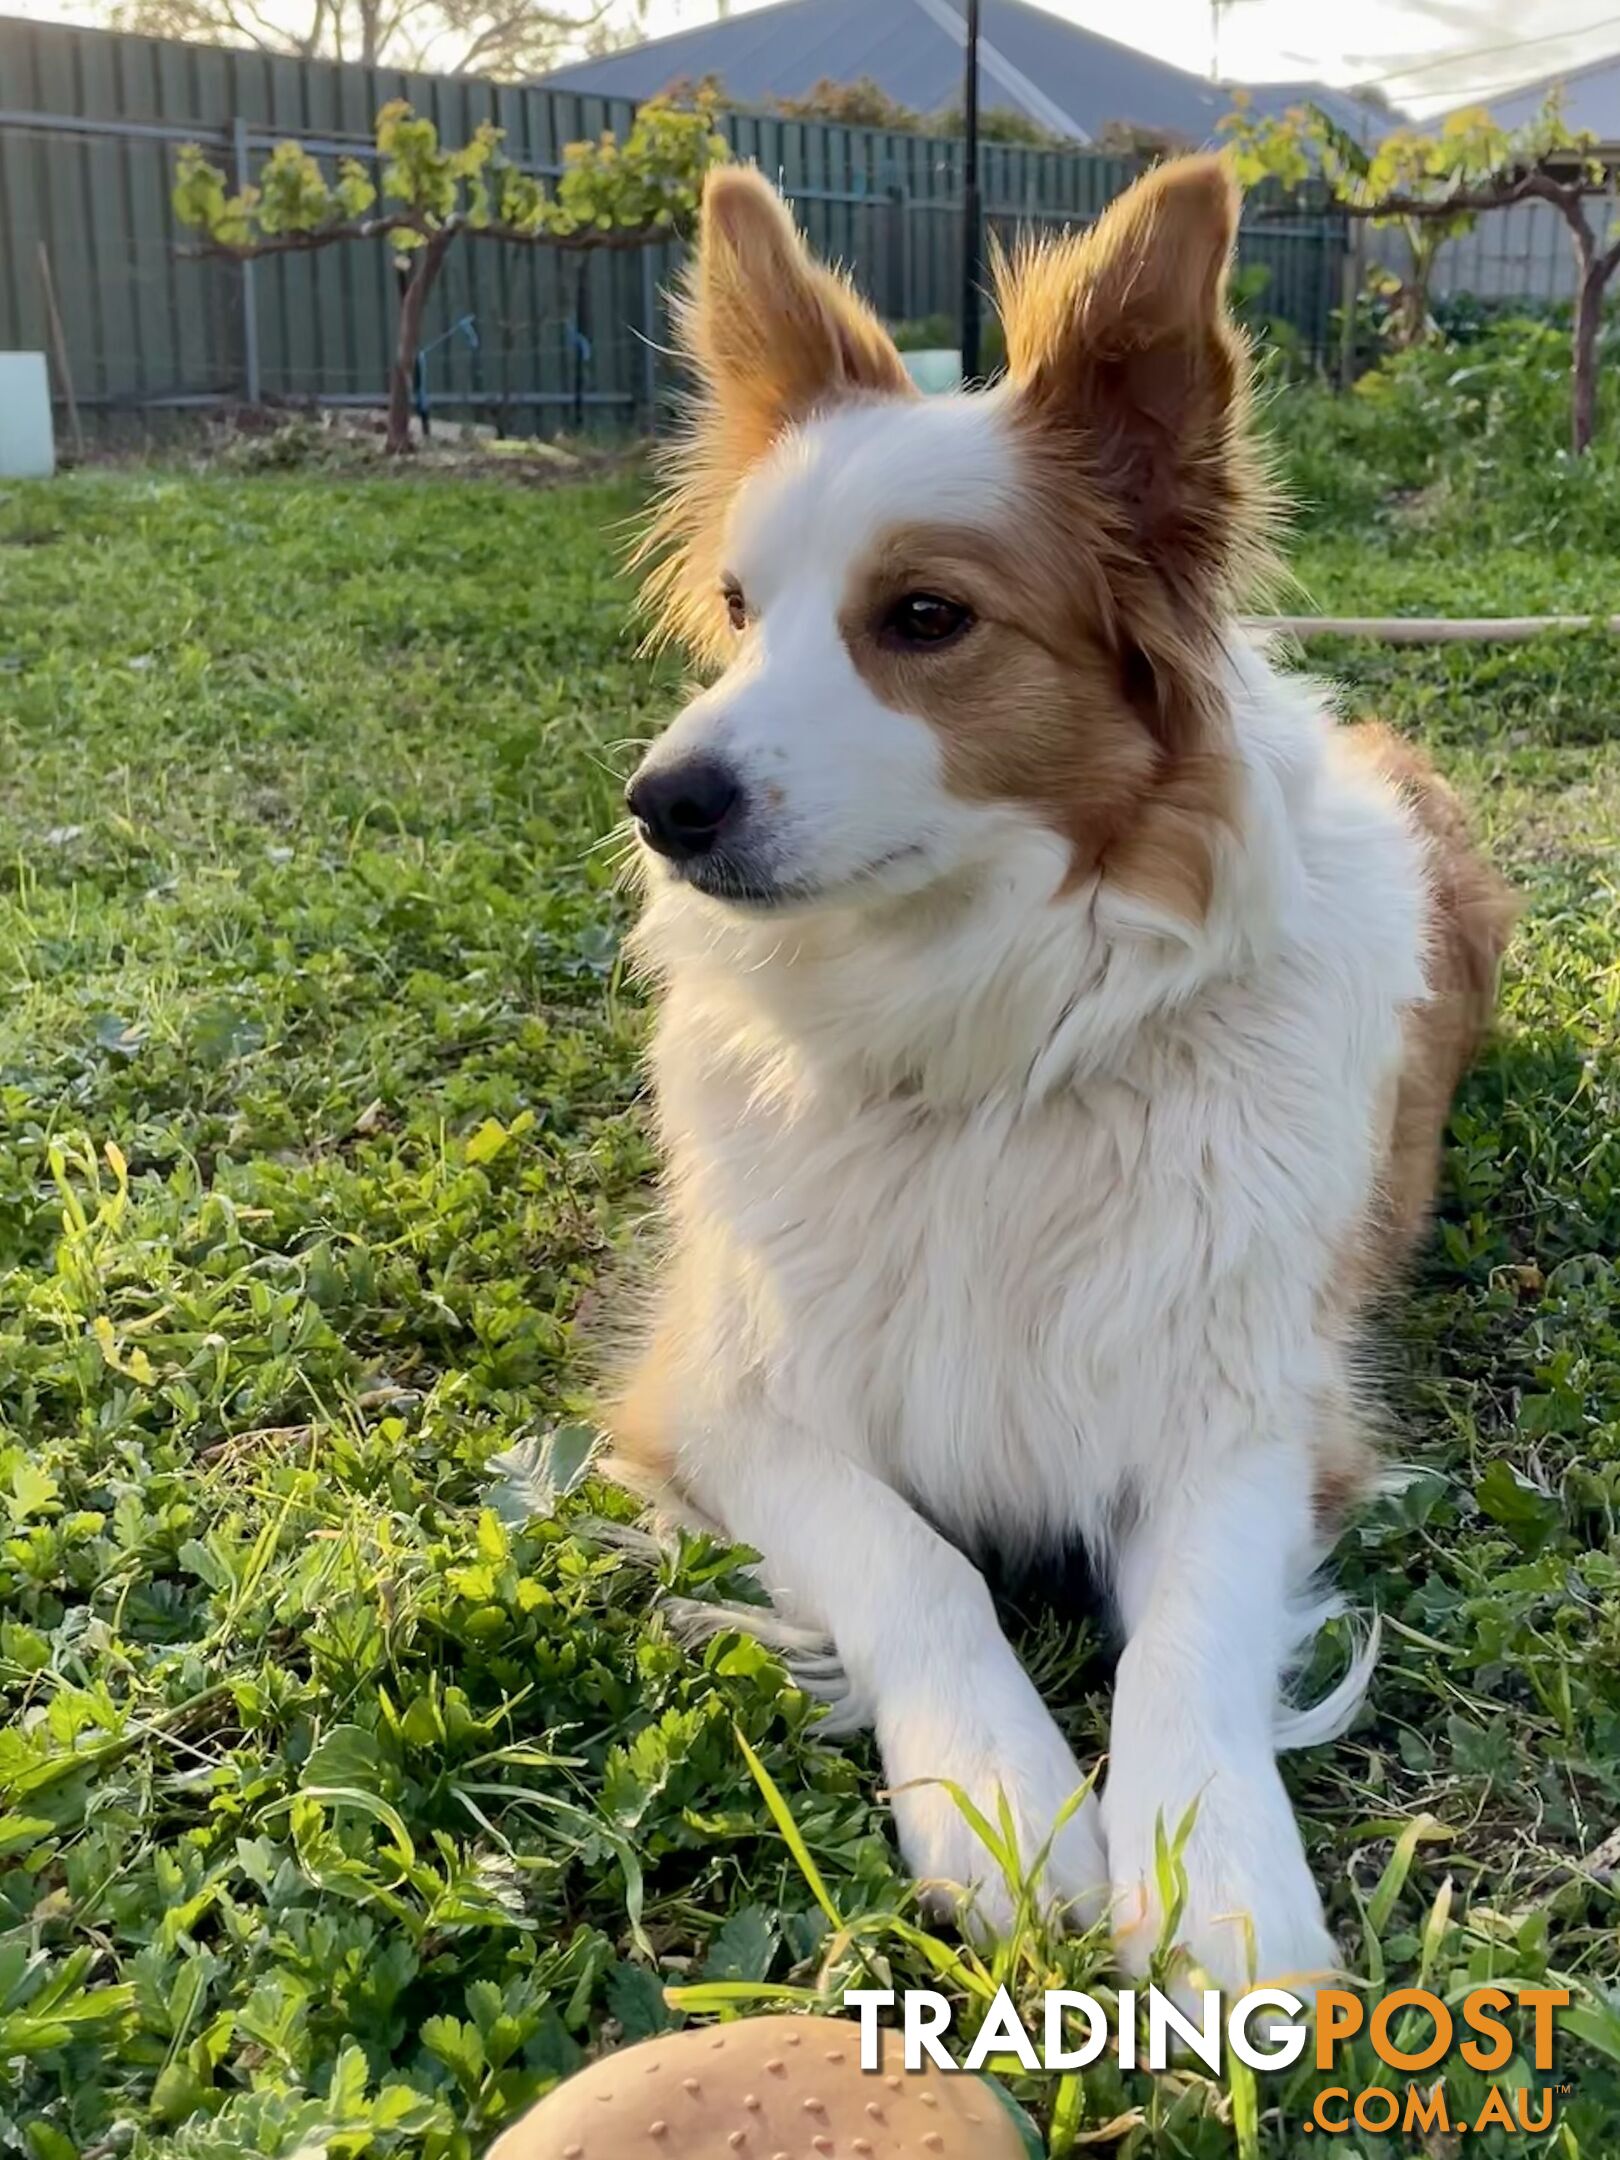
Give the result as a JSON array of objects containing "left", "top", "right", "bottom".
[{"left": 1274, "top": 1604, "right": 1381, "bottom": 1752}]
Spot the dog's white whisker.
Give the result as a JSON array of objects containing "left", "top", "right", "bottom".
[{"left": 586, "top": 818, "right": 638, "bottom": 854}]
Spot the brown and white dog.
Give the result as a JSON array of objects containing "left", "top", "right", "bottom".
[{"left": 606, "top": 156, "right": 1513, "bottom": 1995}]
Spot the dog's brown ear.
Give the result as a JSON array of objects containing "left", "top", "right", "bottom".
[
  {"left": 640, "top": 165, "right": 912, "bottom": 657},
  {"left": 997, "top": 155, "right": 1261, "bottom": 600},
  {"left": 686, "top": 166, "right": 912, "bottom": 460}
]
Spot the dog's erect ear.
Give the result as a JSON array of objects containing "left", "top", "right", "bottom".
[
  {"left": 640, "top": 165, "right": 912, "bottom": 657},
  {"left": 686, "top": 165, "right": 912, "bottom": 457},
  {"left": 997, "top": 156, "right": 1260, "bottom": 599}
]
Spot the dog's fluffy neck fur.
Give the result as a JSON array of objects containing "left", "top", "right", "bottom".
[{"left": 635, "top": 639, "right": 1365, "bottom": 1113}]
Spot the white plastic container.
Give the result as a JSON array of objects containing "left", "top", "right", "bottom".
[
  {"left": 900, "top": 348, "right": 963, "bottom": 395},
  {"left": 0, "top": 354, "right": 56, "bottom": 478}
]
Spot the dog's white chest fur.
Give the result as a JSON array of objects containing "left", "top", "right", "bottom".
[{"left": 638, "top": 662, "right": 1427, "bottom": 1565}]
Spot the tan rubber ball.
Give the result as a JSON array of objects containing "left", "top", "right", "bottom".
[{"left": 484, "top": 2014, "right": 1029, "bottom": 2160}]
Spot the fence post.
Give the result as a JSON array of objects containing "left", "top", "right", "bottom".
[
  {"left": 1338, "top": 217, "right": 1364, "bottom": 391},
  {"left": 232, "top": 115, "right": 262, "bottom": 407},
  {"left": 638, "top": 242, "right": 658, "bottom": 432},
  {"left": 886, "top": 171, "right": 909, "bottom": 323}
]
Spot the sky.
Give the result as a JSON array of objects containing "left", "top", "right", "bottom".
[
  {"left": 9, "top": 0, "right": 1620, "bottom": 113},
  {"left": 631, "top": 1, "right": 1620, "bottom": 111}
]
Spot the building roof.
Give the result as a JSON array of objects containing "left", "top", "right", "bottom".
[
  {"left": 1443, "top": 48, "right": 1620, "bottom": 146},
  {"left": 539, "top": 0, "right": 1392, "bottom": 147}
]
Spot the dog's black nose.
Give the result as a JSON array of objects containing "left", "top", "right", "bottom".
[{"left": 626, "top": 759, "right": 742, "bottom": 861}]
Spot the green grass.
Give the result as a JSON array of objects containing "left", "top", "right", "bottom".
[{"left": 1, "top": 409, "right": 1618, "bottom": 2159}]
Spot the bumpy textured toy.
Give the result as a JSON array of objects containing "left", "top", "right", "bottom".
[{"left": 485, "top": 2013, "right": 1040, "bottom": 2159}]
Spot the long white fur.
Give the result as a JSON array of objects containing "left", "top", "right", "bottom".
[{"left": 627, "top": 388, "right": 1430, "bottom": 1991}]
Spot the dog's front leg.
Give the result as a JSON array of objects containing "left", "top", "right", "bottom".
[
  {"left": 1101, "top": 1441, "right": 1339, "bottom": 1998},
  {"left": 693, "top": 1432, "right": 1106, "bottom": 1936}
]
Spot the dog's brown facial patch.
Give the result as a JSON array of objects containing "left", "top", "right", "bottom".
[
  {"left": 840, "top": 517, "right": 1168, "bottom": 889},
  {"left": 826, "top": 156, "right": 1266, "bottom": 920},
  {"left": 888, "top": 151, "right": 1265, "bottom": 920}
]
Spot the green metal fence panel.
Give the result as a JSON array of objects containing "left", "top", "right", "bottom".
[{"left": 0, "top": 14, "right": 1347, "bottom": 434}]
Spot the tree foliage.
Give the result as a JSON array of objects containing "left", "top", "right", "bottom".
[
  {"left": 1221, "top": 90, "right": 1620, "bottom": 451},
  {"left": 1222, "top": 91, "right": 1605, "bottom": 217},
  {"left": 661, "top": 70, "right": 1078, "bottom": 147},
  {"left": 174, "top": 94, "right": 726, "bottom": 254},
  {"left": 173, "top": 97, "right": 729, "bottom": 450},
  {"left": 112, "top": 0, "right": 642, "bottom": 80},
  {"left": 1092, "top": 119, "right": 1195, "bottom": 159}
]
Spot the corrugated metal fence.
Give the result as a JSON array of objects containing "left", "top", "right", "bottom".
[
  {"left": 1396, "top": 193, "right": 1620, "bottom": 306},
  {"left": 0, "top": 15, "right": 1349, "bottom": 432}
]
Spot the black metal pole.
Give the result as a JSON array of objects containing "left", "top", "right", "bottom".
[{"left": 960, "top": 0, "right": 981, "bottom": 382}]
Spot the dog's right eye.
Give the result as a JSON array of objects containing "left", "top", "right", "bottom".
[
  {"left": 880, "top": 592, "right": 974, "bottom": 650},
  {"left": 722, "top": 582, "right": 749, "bottom": 633}
]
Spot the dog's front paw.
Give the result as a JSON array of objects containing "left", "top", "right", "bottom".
[
  {"left": 1103, "top": 1759, "right": 1338, "bottom": 2001},
  {"left": 878, "top": 1668, "right": 1107, "bottom": 1939}
]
